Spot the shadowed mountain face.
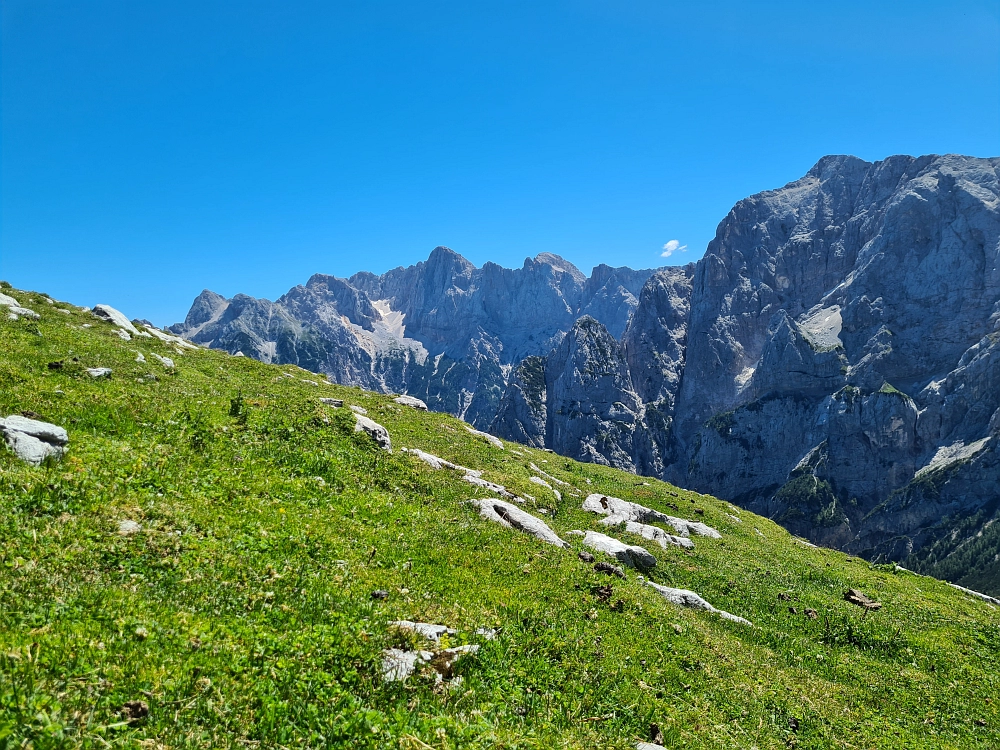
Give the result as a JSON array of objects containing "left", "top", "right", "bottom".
[{"left": 173, "top": 153, "right": 1000, "bottom": 593}]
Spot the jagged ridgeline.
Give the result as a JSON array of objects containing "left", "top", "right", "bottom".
[
  {"left": 172, "top": 154, "right": 1000, "bottom": 594},
  {"left": 2, "top": 285, "right": 1000, "bottom": 747}
]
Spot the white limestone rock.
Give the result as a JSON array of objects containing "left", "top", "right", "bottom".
[
  {"left": 465, "top": 426, "right": 503, "bottom": 449},
  {"left": 470, "top": 498, "right": 568, "bottom": 547},
  {"left": 92, "top": 304, "right": 141, "bottom": 335},
  {"left": 86, "top": 368, "right": 112, "bottom": 378},
  {"left": 583, "top": 494, "right": 721, "bottom": 538},
  {"left": 394, "top": 395, "right": 428, "bottom": 410},
  {"left": 117, "top": 520, "right": 142, "bottom": 536},
  {"left": 353, "top": 414, "right": 391, "bottom": 451},
  {"left": 645, "top": 580, "right": 751, "bottom": 625},
  {"left": 390, "top": 621, "right": 456, "bottom": 643},
  {"left": 580, "top": 530, "right": 656, "bottom": 571},
  {"left": 151, "top": 353, "right": 175, "bottom": 368},
  {"left": 349, "top": 405, "right": 368, "bottom": 415},
  {"left": 463, "top": 474, "right": 517, "bottom": 500},
  {"left": 619, "top": 520, "right": 694, "bottom": 550}
]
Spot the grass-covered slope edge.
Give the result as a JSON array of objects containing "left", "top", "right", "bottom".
[{"left": 1, "top": 285, "right": 999, "bottom": 750}]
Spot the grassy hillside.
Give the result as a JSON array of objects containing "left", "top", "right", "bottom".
[{"left": 1, "top": 285, "right": 999, "bottom": 749}]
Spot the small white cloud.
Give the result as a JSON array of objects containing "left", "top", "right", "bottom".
[{"left": 661, "top": 239, "right": 687, "bottom": 258}]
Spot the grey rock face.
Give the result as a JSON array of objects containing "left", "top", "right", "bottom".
[
  {"left": 0, "top": 415, "right": 69, "bottom": 466},
  {"left": 470, "top": 498, "right": 568, "bottom": 547},
  {"left": 353, "top": 414, "right": 392, "bottom": 452},
  {"left": 173, "top": 247, "right": 658, "bottom": 429}
]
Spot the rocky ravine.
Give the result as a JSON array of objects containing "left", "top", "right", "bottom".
[{"left": 173, "top": 153, "right": 1000, "bottom": 592}]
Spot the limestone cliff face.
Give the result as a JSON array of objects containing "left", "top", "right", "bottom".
[
  {"left": 174, "top": 153, "right": 1000, "bottom": 592},
  {"left": 171, "top": 248, "right": 657, "bottom": 428}
]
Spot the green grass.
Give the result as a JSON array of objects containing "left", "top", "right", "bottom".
[{"left": 1, "top": 286, "right": 999, "bottom": 749}]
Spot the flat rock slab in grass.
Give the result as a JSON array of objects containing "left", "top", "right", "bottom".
[
  {"left": 390, "top": 620, "right": 456, "bottom": 644},
  {"left": 465, "top": 426, "right": 503, "bottom": 449},
  {"left": 579, "top": 530, "right": 656, "bottom": 571},
  {"left": 0, "top": 415, "right": 69, "bottom": 466},
  {"left": 393, "top": 395, "right": 428, "bottom": 410},
  {"left": 86, "top": 368, "right": 112, "bottom": 378},
  {"left": 117, "top": 520, "right": 142, "bottom": 536},
  {"left": 349, "top": 405, "right": 368, "bottom": 415},
  {"left": 529, "top": 462, "right": 570, "bottom": 486},
  {"left": 381, "top": 648, "right": 434, "bottom": 681},
  {"left": 463, "top": 474, "right": 517, "bottom": 499},
  {"left": 948, "top": 583, "right": 1000, "bottom": 605},
  {"left": 92, "top": 304, "right": 142, "bottom": 336},
  {"left": 621, "top": 520, "right": 694, "bottom": 550},
  {"left": 583, "top": 493, "right": 721, "bottom": 538},
  {"left": 151, "top": 353, "right": 175, "bottom": 368},
  {"left": 645, "top": 581, "right": 752, "bottom": 625},
  {"left": 471, "top": 498, "right": 568, "bottom": 547},
  {"left": 143, "top": 325, "right": 197, "bottom": 348},
  {"left": 401, "top": 447, "right": 480, "bottom": 476},
  {"left": 353, "top": 414, "right": 392, "bottom": 451},
  {"left": 381, "top": 644, "right": 479, "bottom": 683},
  {"left": 319, "top": 398, "right": 344, "bottom": 407},
  {"left": 844, "top": 589, "right": 882, "bottom": 611}
]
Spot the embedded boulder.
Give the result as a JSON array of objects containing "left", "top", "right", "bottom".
[
  {"left": 0, "top": 415, "right": 69, "bottom": 466},
  {"left": 353, "top": 414, "right": 392, "bottom": 451},
  {"left": 470, "top": 498, "right": 568, "bottom": 547},
  {"left": 645, "top": 581, "right": 751, "bottom": 625},
  {"left": 580, "top": 530, "right": 656, "bottom": 571}
]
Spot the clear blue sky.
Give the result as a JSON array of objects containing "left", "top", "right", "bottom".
[{"left": 3, "top": 1, "right": 998, "bottom": 326}]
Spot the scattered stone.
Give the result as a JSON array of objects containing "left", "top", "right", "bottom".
[
  {"left": 135, "top": 353, "right": 145, "bottom": 363},
  {"left": 583, "top": 494, "right": 721, "bottom": 538},
  {"left": 381, "top": 644, "right": 479, "bottom": 683},
  {"left": 579, "top": 530, "right": 656, "bottom": 571},
  {"left": 474, "top": 627, "right": 498, "bottom": 640},
  {"left": 117, "top": 520, "right": 141, "bottom": 536},
  {"left": 92, "top": 304, "right": 142, "bottom": 335},
  {"left": 301, "top": 379, "right": 319, "bottom": 386},
  {"left": 371, "top": 589, "right": 390, "bottom": 600},
  {"left": 618, "top": 519, "right": 694, "bottom": 550},
  {"left": 234, "top": 351, "right": 245, "bottom": 357},
  {"left": 805, "top": 608, "right": 818, "bottom": 619},
  {"left": 778, "top": 593, "right": 792, "bottom": 601},
  {"left": 578, "top": 551, "right": 596, "bottom": 563},
  {"left": 381, "top": 648, "right": 433, "bottom": 681},
  {"left": 390, "top": 620, "right": 456, "bottom": 644},
  {"left": 134, "top": 627, "right": 149, "bottom": 640},
  {"left": 122, "top": 700, "right": 149, "bottom": 722},
  {"left": 636, "top": 743, "right": 666, "bottom": 750},
  {"left": 86, "top": 367, "right": 112, "bottom": 378},
  {"left": 463, "top": 474, "right": 518, "bottom": 500},
  {"left": 725, "top": 513, "right": 742, "bottom": 523},
  {"left": 320, "top": 397, "right": 344, "bottom": 407},
  {"left": 349, "top": 405, "right": 368, "bottom": 415},
  {"left": 465, "top": 426, "right": 503, "bottom": 449},
  {"left": 469, "top": 498, "right": 568, "bottom": 547},
  {"left": 151, "top": 353, "right": 174, "bottom": 368},
  {"left": 788, "top": 606, "right": 798, "bottom": 614},
  {"left": 354, "top": 414, "right": 391, "bottom": 451},
  {"left": 529, "top": 462, "right": 570, "bottom": 486},
  {"left": 402, "top": 447, "right": 479, "bottom": 476},
  {"left": 594, "top": 561, "right": 626, "bottom": 579},
  {"left": 0, "top": 415, "right": 69, "bottom": 466},
  {"left": 645, "top": 581, "right": 752, "bottom": 625},
  {"left": 844, "top": 589, "right": 882, "bottom": 611},
  {"left": 394, "top": 395, "right": 428, "bottom": 410},
  {"left": 142, "top": 325, "right": 197, "bottom": 348},
  {"left": 114, "top": 328, "right": 132, "bottom": 340},
  {"left": 530, "top": 476, "right": 553, "bottom": 491},
  {"left": 947, "top": 582, "right": 1000, "bottom": 605}
]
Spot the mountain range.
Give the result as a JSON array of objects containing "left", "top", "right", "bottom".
[{"left": 171, "top": 153, "right": 1000, "bottom": 593}]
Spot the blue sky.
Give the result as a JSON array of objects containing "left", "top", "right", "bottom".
[{"left": 2, "top": 1, "right": 998, "bottom": 326}]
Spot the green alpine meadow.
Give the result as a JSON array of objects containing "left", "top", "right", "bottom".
[{"left": 2, "top": 285, "right": 999, "bottom": 750}]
